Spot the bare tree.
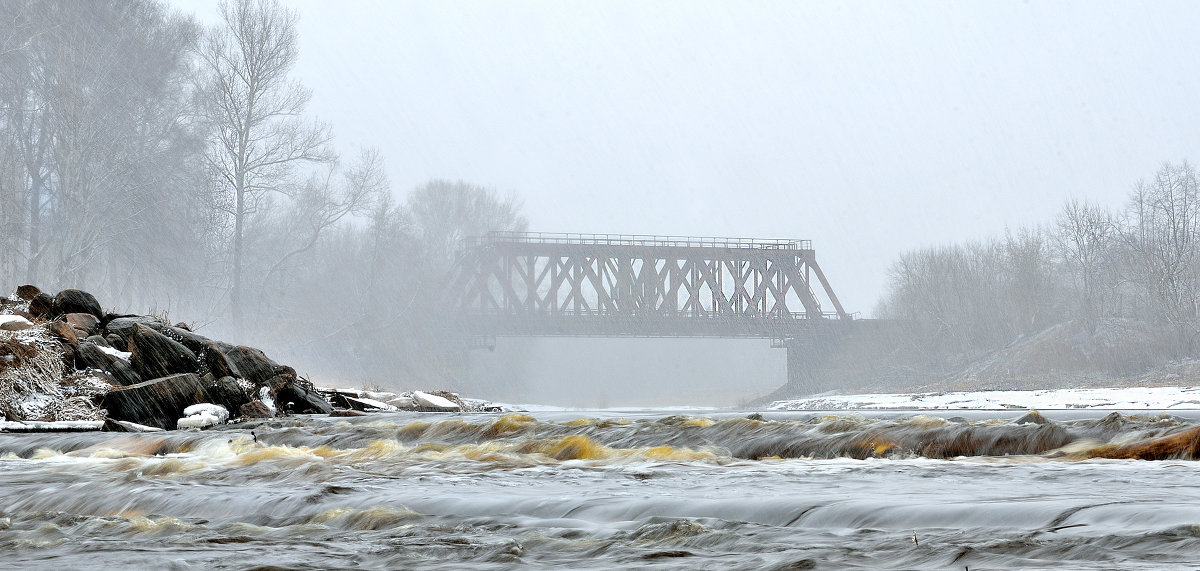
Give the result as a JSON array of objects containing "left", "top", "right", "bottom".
[
  {"left": 407, "top": 179, "right": 528, "bottom": 272},
  {"left": 198, "top": 0, "right": 333, "bottom": 324},
  {"left": 1122, "top": 161, "right": 1200, "bottom": 323},
  {"left": 0, "top": 0, "right": 205, "bottom": 300},
  {"left": 255, "top": 147, "right": 387, "bottom": 313},
  {"left": 1054, "top": 198, "right": 1118, "bottom": 329}
]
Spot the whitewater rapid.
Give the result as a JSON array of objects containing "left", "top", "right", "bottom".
[{"left": 2, "top": 409, "right": 1200, "bottom": 569}]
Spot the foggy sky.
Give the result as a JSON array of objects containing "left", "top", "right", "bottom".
[{"left": 172, "top": 0, "right": 1200, "bottom": 316}]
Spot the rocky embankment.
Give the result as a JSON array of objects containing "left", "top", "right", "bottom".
[{"left": 0, "top": 286, "right": 483, "bottom": 432}]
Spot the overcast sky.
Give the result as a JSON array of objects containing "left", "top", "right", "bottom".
[{"left": 172, "top": 0, "right": 1200, "bottom": 316}]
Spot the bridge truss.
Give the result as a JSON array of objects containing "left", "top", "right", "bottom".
[{"left": 450, "top": 232, "right": 849, "bottom": 339}]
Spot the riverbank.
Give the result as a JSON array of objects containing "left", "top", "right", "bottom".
[{"left": 0, "top": 285, "right": 499, "bottom": 432}]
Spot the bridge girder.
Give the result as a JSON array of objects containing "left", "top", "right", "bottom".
[{"left": 450, "top": 232, "right": 849, "bottom": 338}]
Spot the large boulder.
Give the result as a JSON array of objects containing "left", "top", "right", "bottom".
[
  {"left": 239, "top": 400, "right": 274, "bottom": 419},
  {"left": 107, "top": 356, "right": 143, "bottom": 387},
  {"left": 101, "top": 373, "right": 212, "bottom": 429},
  {"left": 15, "top": 284, "right": 41, "bottom": 301},
  {"left": 76, "top": 341, "right": 141, "bottom": 386},
  {"left": 104, "top": 316, "right": 164, "bottom": 349},
  {"left": 204, "top": 344, "right": 241, "bottom": 379},
  {"left": 223, "top": 345, "right": 278, "bottom": 387},
  {"left": 28, "top": 293, "right": 54, "bottom": 318},
  {"left": 64, "top": 313, "right": 99, "bottom": 337},
  {"left": 129, "top": 323, "right": 198, "bottom": 380},
  {"left": 208, "top": 375, "right": 252, "bottom": 413},
  {"left": 75, "top": 341, "right": 112, "bottom": 371},
  {"left": 0, "top": 315, "right": 33, "bottom": 331},
  {"left": 46, "top": 318, "right": 78, "bottom": 346},
  {"left": 85, "top": 334, "right": 110, "bottom": 348},
  {"left": 161, "top": 326, "right": 214, "bottom": 354},
  {"left": 53, "top": 289, "right": 103, "bottom": 319},
  {"left": 270, "top": 374, "right": 332, "bottom": 414}
]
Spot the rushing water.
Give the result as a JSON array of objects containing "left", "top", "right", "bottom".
[{"left": 3, "top": 409, "right": 1200, "bottom": 569}]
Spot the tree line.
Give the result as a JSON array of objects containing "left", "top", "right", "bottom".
[
  {"left": 873, "top": 161, "right": 1200, "bottom": 381},
  {"left": 0, "top": 0, "right": 526, "bottom": 389}
]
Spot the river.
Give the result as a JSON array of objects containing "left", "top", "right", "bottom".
[{"left": 2, "top": 409, "right": 1199, "bottom": 569}]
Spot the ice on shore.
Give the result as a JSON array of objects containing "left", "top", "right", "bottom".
[
  {"left": 769, "top": 386, "right": 1200, "bottom": 411},
  {"left": 177, "top": 403, "right": 229, "bottom": 429}
]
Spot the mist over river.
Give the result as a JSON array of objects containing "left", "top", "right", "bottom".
[{"left": 3, "top": 409, "right": 1200, "bottom": 570}]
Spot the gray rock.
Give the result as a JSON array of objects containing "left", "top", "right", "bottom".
[
  {"left": 101, "top": 373, "right": 211, "bottom": 430},
  {"left": 85, "top": 334, "right": 110, "bottom": 348},
  {"left": 223, "top": 345, "right": 278, "bottom": 387},
  {"left": 129, "top": 323, "right": 198, "bottom": 380},
  {"left": 161, "top": 325, "right": 214, "bottom": 354},
  {"left": 104, "top": 316, "right": 164, "bottom": 349}
]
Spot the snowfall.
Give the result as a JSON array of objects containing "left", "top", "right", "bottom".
[{"left": 768, "top": 386, "right": 1200, "bottom": 411}]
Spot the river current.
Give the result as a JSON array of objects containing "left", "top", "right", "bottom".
[{"left": 2, "top": 409, "right": 1200, "bottom": 569}]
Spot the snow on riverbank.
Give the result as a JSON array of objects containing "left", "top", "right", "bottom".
[{"left": 768, "top": 386, "right": 1200, "bottom": 411}]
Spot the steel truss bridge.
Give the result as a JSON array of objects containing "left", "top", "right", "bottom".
[{"left": 450, "top": 232, "right": 851, "bottom": 343}]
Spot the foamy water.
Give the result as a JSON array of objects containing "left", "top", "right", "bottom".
[{"left": 2, "top": 410, "right": 1200, "bottom": 569}]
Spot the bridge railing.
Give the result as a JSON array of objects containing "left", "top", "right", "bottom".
[
  {"left": 466, "top": 231, "right": 811, "bottom": 251},
  {"left": 460, "top": 307, "right": 847, "bottom": 320}
]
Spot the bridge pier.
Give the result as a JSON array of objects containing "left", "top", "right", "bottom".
[{"left": 782, "top": 321, "right": 852, "bottom": 396}]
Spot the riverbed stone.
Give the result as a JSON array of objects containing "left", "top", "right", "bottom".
[
  {"left": 271, "top": 375, "right": 332, "bottom": 414},
  {"left": 208, "top": 375, "right": 252, "bottom": 413},
  {"left": 239, "top": 400, "right": 274, "bottom": 419}
]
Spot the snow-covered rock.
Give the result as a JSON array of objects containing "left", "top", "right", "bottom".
[
  {"left": 412, "top": 390, "right": 460, "bottom": 411},
  {"left": 183, "top": 403, "right": 229, "bottom": 422},
  {"left": 0, "top": 315, "right": 33, "bottom": 331},
  {"left": 177, "top": 403, "right": 229, "bottom": 429},
  {"left": 387, "top": 396, "right": 415, "bottom": 409},
  {"left": 347, "top": 395, "right": 396, "bottom": 411}
]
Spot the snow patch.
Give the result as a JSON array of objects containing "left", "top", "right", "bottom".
[
  {"left": 412, "top": 390, "right": 459, "bottom": 410},
  {"left": 768, "top": 386, "right": 1200, "bottom": 411},
  {"left": 259, "top": 386, "right": 276, "bottom": 413},
  {"left": 96, "top": 345, "right": 131, "bottom": 361}
]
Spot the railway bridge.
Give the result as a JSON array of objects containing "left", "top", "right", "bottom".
[{"left": 449, "top": 232, "right": 857, "bottom": 391}]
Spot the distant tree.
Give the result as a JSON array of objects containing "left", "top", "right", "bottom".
[
  {"left": 198, "top": 0, "right": 333, "bottom": 324},
  {"left": 406, "top": 179, "right": 528, "bottom": 272},
  {"left": 1054, "top": 198, "right": 1118, "bottom": 329},
  {"left": 0, "top": 0, "right": 206, "bottom": 301},
  {"left": 400, "top": 180, "right": 528, "bottom": 387},
  {"left": 1121, "top": 161, "right": 1200, "bottom": 323},
  {"left": 255, "top": 147, "right": 387, "bottom": 314},
  {"left": 998, "top": 227, "right": 1058, "bottom": 335}
]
